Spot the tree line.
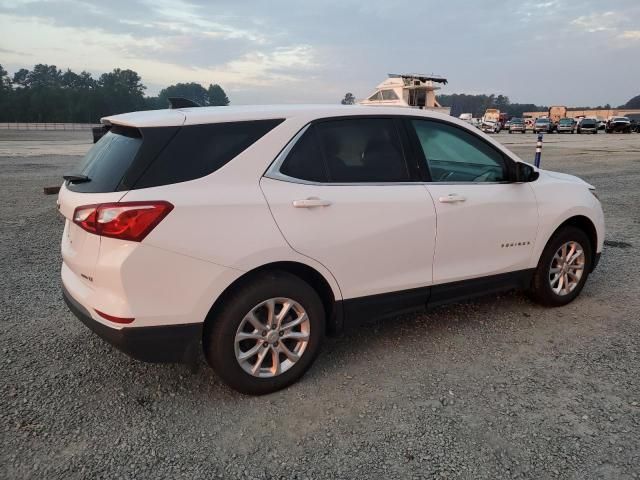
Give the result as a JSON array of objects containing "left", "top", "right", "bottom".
[{"left": 0, "top": 63, "right": 230, "bottom": 123}]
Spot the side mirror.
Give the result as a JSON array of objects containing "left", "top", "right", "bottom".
[{"left": 514, "top": 162, "right": 539, "bottom": 183}]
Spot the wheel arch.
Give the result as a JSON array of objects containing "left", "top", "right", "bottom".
[
  {"left": 554, "top": 215, "right": 598, "bottom": 257},
  {"left": 203, "top": 261, "right": 341, "bottom": 336}
]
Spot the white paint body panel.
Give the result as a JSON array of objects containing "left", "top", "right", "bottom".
[
  {"left": 425, "top": 183, "right": 539, "bottom": 283},
  {"left": 260, "top": 178, "right": 437, "bottom": 299}
]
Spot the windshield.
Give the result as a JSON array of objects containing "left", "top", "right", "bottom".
[
  {"left": 535, "top": 119, "right": 549, "bottom": 124},
  {"left": 581, "top": 120, "right": 596, "bottom": 126},
  {"left": 559, "top": 119, "right": 573, "bottom": 124},
  {"left": 511, "top": 119, "right": 523, "bottom": 124},
  {"left": 613, "top": 117, "right": 630, "bottom": 122}
]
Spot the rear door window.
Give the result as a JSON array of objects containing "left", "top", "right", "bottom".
[
  {"left": 315, "top": 118, "right": 410, "bottom": 183},
  {"left": 278, "top": 118, "right": 410, "bottom": 183}
]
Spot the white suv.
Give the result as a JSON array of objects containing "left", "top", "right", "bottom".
[{"left": 59, "top": 105, "right": 604, "bottom": 394}]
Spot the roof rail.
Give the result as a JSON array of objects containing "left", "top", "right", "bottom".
[{"left": 168, "top": 97, "right": 202, "bottom": 109}]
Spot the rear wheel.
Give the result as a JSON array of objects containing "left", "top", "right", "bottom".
[
  {"left": 205, "top": 271, "right": 325, "bottom": 395},
  {"left": 529, "top": 226, "right": 592, "bottom": 307}
]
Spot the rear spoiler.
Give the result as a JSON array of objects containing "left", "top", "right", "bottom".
[
  {"left": 93, "top": 98, "right": 199, "bottom": 142},
  {"left": 168, "top": 97, "right": 202, "bottom": 109},
  {"left": 92, "top": 125, "right": 111, "bottom": 143}
]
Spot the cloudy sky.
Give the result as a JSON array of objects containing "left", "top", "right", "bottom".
[{"left": 1, "top": 0, "right": 639, "bottom": 106}]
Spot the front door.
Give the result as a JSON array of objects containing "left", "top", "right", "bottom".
[{"left": 407, "top": 118, "right": 539, "bottom": 285}]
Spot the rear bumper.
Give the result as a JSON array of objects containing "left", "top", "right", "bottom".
[{"left": 63, "top": 285, "right": 202, "bottom": 363}]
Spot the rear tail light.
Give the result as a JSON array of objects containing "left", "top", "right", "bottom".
[{"left": 73, "top": 201, "right": 173, "bottom": 242}]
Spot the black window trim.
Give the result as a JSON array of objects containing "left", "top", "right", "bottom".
[{"left": 265, "top": 114, "right": 425, "bottom": 186}]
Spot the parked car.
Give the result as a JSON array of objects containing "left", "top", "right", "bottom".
[
  {"left": 556, "top": 118, "right": 576, "bottom": 134},
  {"left": 59, "top": 105, "right": 605, "bottom": 395},
  {"left": 606, "top": 117, "right": 632, "bottom": 133},
  {"left": 533, "top": 117, "right": 554, "bottom": 133},
  {"left": 630, "top": 119, "right": 640, "bottom": 133},
  {"left": 577, "top": 118, "right": 598, "bottom": 134},
  {"left": 481, "top": 120, "right": 500, "bottom": 133},
  {"left": 503, "top": 120, "right": 511, "bottom": 131},
  {"left": 597, "top": 120, "right": 607, "bottom": 131},
  {"left": 508, "top": 118, "right": 526, "bottom": 134}
]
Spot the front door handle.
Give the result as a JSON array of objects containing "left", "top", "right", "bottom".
[
  {"left": 292, "top": 197, "right": 333, "bottom": 208},
  {"left": 438, "top": 193, "right": 467, "bottom": 203}
]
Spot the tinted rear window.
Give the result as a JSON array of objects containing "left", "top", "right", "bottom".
[
  {"left": 67, "top": 127, "right": 142, "bottom": 193},
  {"left": 67, "top": 119, "right": 283, "bottom": 193},
  {"left": 134, "top": 119, "right": 284, "bottom": 189}
]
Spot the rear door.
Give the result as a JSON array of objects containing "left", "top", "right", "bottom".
[
  {"left": 406, "top": 118, "right": 538, "bottom": 285},
  {"left": 261, "top": 117, "right": 437, "bottom": 301}
]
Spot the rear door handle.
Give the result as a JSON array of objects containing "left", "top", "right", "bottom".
[
  {"left": 438, "top": 193, "right": 467, "bottom": 203},
  {"left": 292, "top": 197, "right": 333, "bottom": 208}
]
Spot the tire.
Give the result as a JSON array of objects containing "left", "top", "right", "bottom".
[
  {"left": 528, "top": 226, "right": 593, "bottom": 307},
  {"left": 204, "top": 271, "right": 325, "bottom": 395}
]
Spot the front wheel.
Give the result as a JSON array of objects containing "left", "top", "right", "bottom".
[
  {"left": 204, "top": 271, "right": 325, "bottom": 395},
  {"left": 528, "top": 226, "right": 593, "bottom": 307}
]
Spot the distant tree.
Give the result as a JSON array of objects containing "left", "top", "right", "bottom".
[
  {"left": 0, "top": 64, "right": 10, "bottom": 90},
  {"left": 437, "top": 93, "right": 548, "bottom": 118},
  {"left": 99, "top": 68, "right": 145, "bottom": 97},
  {"left": 143, "top": 96, "right": 164, "bottom": 110},
  {"left": 341, "top": 92, "right": 356, "bottom": 105},
  {"left": 208, "top": 84, "right": 229, "bottom": 106},
  {"left": 158, "top": 82, "right": 209, "bottom": 107},
  {"left": 494, "top": 94, "right": 510, "bottom": 111},
  {"left": 61, "top": 69, "right": 81, "bottom": 89},
  {"left": 98, "top": 68, "right": 146, "bottom": 115},
  {"left": 12, "top": 68, "right": 30, "bottom": 88},
  {"left": 623, "top": 94, "right": 640, "bottom": 109},
  {"left": 27, "top": 64, "right": 62, "bottom": 88}
]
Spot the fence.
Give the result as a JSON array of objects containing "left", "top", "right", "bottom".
[{"left": 0, "top": 123, "right": 100, "bottom": 130}]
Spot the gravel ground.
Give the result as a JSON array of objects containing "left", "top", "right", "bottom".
[{"left": 1, "top": 129, "right": 639, "bottom": 479}]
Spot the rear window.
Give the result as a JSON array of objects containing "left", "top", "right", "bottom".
[
  {"left": 68, "top": 127, "right": 142, "bottom": 193},
  {"left": 67, "top": 119, "right": 283, "bottom": 193}
]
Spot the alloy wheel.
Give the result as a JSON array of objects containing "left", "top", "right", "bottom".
[
  {"left": 234, "top": 298, "right": 310, "bottom": 378},
  {"left": 549, "top": 241, "right": 585, "bottom": 296}
]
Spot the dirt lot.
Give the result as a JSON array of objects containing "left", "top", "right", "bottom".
[{"left": 1, "top": 129, "right": 639, "bottom": 479}]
